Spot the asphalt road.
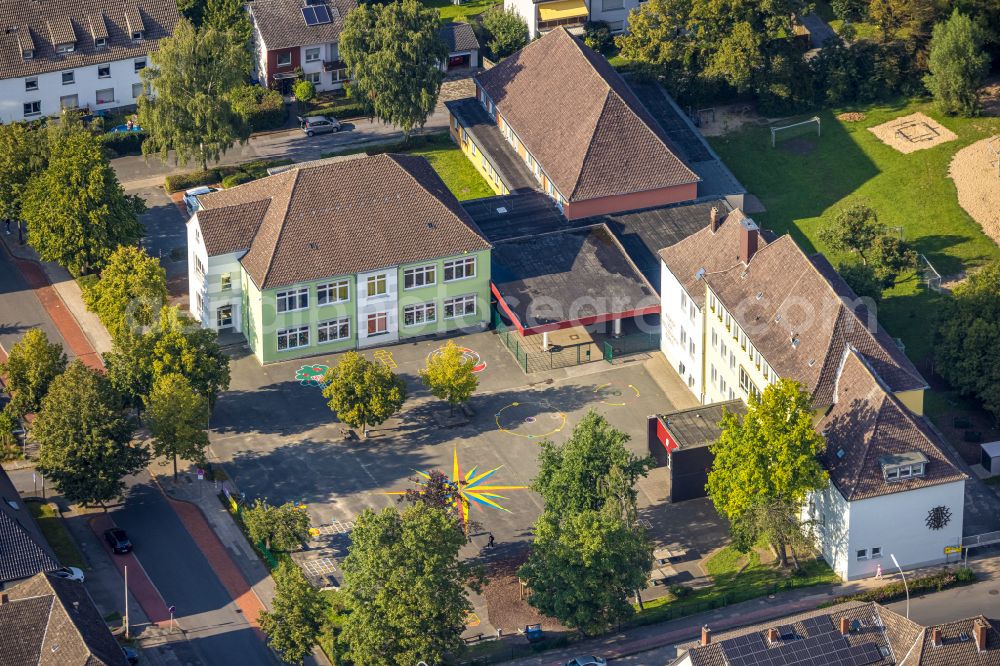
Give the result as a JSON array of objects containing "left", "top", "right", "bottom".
[
  {"left": 110, "top": 471, "right": 278, "bottom": 666},
  {"left": 0, "top": 244, "right": 70, "bottom": 357}
]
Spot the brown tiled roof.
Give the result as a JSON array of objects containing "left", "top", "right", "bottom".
[
  {"left": 0, "top": 0, "right": 179, "bottom": 80},
  {"left": 439, "top": 22, "right": 478, "bottom": 53},
  {"left": 699, "top": 234, "right": 926, "bottom": 405},
  {"left": 196, "top": 199, "right": 271, "bottom": 256},
  {"left": 1, "top": 573, "right": 129, "bottom": 666},
  {"left": 475, "top": 27, "right": 698, "bottom": 203},
  {"left": 675, "top": 602, "right": 922, "bottom": 666},
  {"left": 197, "top": 153, "right": 491, "bottom": 289},
  {"left": 903, "top": 617, "right": 1000, "bottom": 665},
  {"left": 0, "top": 469, "right": 60, "bottom": 584},
  {"left": 249, "top": 0, "right": 356, "bottom": 51},
  {"left": 821, "top": 350, "right": 966, "bottom": 501}
]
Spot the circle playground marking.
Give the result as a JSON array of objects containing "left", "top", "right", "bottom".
[
  {"left": 593, "top": 383, "right": 641, "bottom": 407},
  {"left": 427, "top": 345, "right": 487, "bottom": 373},
  {"left": 295, "top": 364, "right": 330, "bottom": 388},
  {"left": 495, "top": 401, "right": 567, "bottom": 440}
]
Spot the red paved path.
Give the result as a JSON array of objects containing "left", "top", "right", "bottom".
[{"left": 90, "top": 513, "right": 170, "bottom": 625}]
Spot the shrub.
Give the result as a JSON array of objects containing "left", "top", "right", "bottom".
[
  {"left": 826, "top": 568, "right": 974, "bottom": 606},
  {"left": 99, "top": 131, "right": 146, "bottom": 157},
  {"left": 0, "top": 410, "right": 19, "bottom": 462},
  {"left": 165, "top": 169, "right": 221, "bottom": 193},
  {"left": 583, "top": 21, "right": 613, "bottom": 54},
  {"left": 164, "top": 159, "right": 294, "bottom": 192},
  {"left": 228, "top": 85, "right": 288, "bottom": 132},
  {"left": 221, "top": 172, "right": 255, "bottom": 188}
]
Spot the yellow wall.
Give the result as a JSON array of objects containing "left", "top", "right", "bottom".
[
  {"left": 448, "top": 112, "right": 508, "bottom": 196},
  {"left": 894, "top": 388, "right": 925, "bottom": 416}
]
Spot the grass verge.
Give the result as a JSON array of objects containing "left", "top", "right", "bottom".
[
  {"left": 422, "top": 0, "right": 497, "bottom": 21},
  {"left": 27, "top": 501, "right": 87, "bottom": 570}
]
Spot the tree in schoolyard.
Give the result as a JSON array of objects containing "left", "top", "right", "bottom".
[
  {"left": 340, "top": 0, "right": 447, "bottom": 141},
  {"left": 242, "top": 498, "right": 311, "bottom": 552},
  {"left": 259, "top": 560, "right": 329, "bottom": 665},
  {"left": 819, "top": 202, "right": 885, "bottom": 266},
  {"left": 83, "top": 245, "right": 167, "bottom": 343},
  {"left": 0, "top": 329, "right": 67, "bottom": 417},
  {"left": 22, "top": 118, "right": 144, "bottom": 276},
  {"left": 34, "top": 361, "right": 148, "bottom": 507},
  {"left": 146, "top": 373, "right": 210, "bottom": 480},
  {"left": 338, "top": 504, "right": 481, "bottom": 665},
  {"left": 139, "top": 18, "right": 251, "bottom": 170},
  {"left": 520, "top": 411, "right": 655, "bottom": 634},
  {"left": 322, "top": 352, "right": 406, "bottom": 437},
  {"left": 838, "top": 261, "right": 883, "bottom": 303},
  {"left": 924, "top": 9, "right": 990, "bottom": 116},
  {"left": 419, "top": 341, "right": 478, "bottom": 414},
  {"left": 706, "top": 379, "right": 828, "bottom": 567}
]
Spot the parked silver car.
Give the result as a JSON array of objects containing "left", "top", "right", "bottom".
[{"left": 299, "top": 115, "right": 341, "bottom": 136}]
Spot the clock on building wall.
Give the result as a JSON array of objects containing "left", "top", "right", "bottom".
[{"left": 926, "top": 505, "right": 952, "bottom": 531}]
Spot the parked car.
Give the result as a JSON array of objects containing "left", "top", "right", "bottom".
[
  {"left": 122, "top": 645, "right": 140, "bottom": 664},
  {"left": 299, "top": 115, "right": 341, "bottom": 136},
  {"left": 104, "top": 528, "right": 133, "bottom": 554},
  {"left": 53, "top": 566, "right": 85, "bottom": 582},
  {"left": 183, "top": 186, "right": 219, "bottom": 216},
  {"left": 565, "top": 658, "right": 606, "bottom": 666}
]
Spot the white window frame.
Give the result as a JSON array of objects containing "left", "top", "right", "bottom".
[
  {"left": 276, "top": 287, "right": 309, "bottom": 313},
  {"left": 25, "top": 77, "right": 38, "bottom": 91},
  {"left": 443, "top": 294, "right": 476, "bottom": 319},
  {"left": 59, "top": 94, "right": 78, "bottom": 109},
  {"left": 317, "top": 317, "right": 350, "bottom": 344},
  {"left": 366, "top": 312, "right": 388, "bottom": 336},
  {"left": 305, "top": 47, "right": 321, "bottom": 62},
  {"left": 403, "top": 302, "right": 437, "bottom": 327},
  {"left": 870, "top": 547, "right": 882, "bottom": 559},
  {"left": 306, "top": 71, "right": 321, "bottom": 85},
  {"left": 220, "top": 273, "right": 232, "bottom": 291},
  {"left": 403, "top": 264, "right": 436, "bottom": 290},
  {"left": 857, "top": 549, "right": 868, "bottom": 561},
  {"left": 23, "top": 101, "right": 40, "bottom": 117},
  {"left": 277, "top": 51, "right": 292, "bottom": 67},
  {"left": 95, "top": 37, "right": 107, "bottom": 49},
  {"left": 61, "top": 71, "right": 74, "bottom": 85},
  {"left": 96, "top": 88, "right": 114, "bottom": 105},
  {"left": 56, "top": 42, "right": 75, "bottom": 54},
  {"left": 277, "top": 325, "right": 310, "bottom": 351},
  {"left": 317, "top": 279, "right": 349, "bottom": 306},
  {"left": 680, "top": 328, "right": 687, "bottom": 345},
  {"left": 217, "top": 305, "right": 233, "bottom": 328},
  {"left": 134, "top": 58, "right": 146, "bottom": 72},
  {"left": 98, "top": 64, "right": 111, "bottom": 78},
  {"left": 443, "top": 257, "right": 476, "bottom": 282},
  {"left": 366, "top": 274, "right": 387, "bottom": 297}
]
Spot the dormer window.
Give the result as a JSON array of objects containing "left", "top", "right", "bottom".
[
  {"left": 95, "top": 37, "right": 107, "bottom": 48},
  {"left": 56, "top": 41, "right": 76, "bottom": 53},
  {"left": 132, "top": 30, "right": 144, "bottom": 40},
  {"left": 880, "top": 452, "right": 928, "bottom": 482},
  {"left": 22, "top": 49, "right": 34, "bottom": 60}
]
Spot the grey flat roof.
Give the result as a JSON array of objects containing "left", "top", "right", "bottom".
[
  {"left": 657, "top": 400, "right": 746, "bottom": 451},
  {"left": 445, "top": 97, "right": 540, "bottom": 194},
  {"left": 982, "top": 441, "right": 1000, "bottom": 458},
  {"left": 492, "top": 224, "right": 658, "bottom": 330}
]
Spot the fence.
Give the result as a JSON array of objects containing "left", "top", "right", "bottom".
[
  {"left": 493, "top": 315, "right": 529, "bottom": 373},
  {"left": 603, "top": 331, "right": 660, "bottom": 363}
]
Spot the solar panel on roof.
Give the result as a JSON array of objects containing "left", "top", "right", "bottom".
[
  {"left": 301, "top": 5, "right": 332, "bottom": 25},
  {"left": 314, "top": 6, "right": 331, "bottom": 23}
]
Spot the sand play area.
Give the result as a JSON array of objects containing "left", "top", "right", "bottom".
[
  {"left": 868, "top": 112, "right": 957, "bottom": 154},
  {"left": 949, "top": 136, "right": 1000, "bottom": 245}
]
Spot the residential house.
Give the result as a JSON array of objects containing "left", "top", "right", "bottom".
[
  {"left": 672, "top": 601, "right": 1000, "bottom": 666},
  {"left": 447, "top": 27, "right": 699, "bottom": 220},
  {"left": 504, "top": 0, "right": 642, "bottom": 39},
  {"left": 249, "top": 0, "right": 356, "bottom": 95},
  {"left": 0, "top": 572, "right": 130, "bottom": 665},
  {"left": 186, "top": 153, "right": 492, "bottom": 364},
  {"left": 0, "top": 469, "right": 59, "bottom": 590},
  {"left": 656, "top": 212, "right": 966, "bottom": 579},
  {"left": 439, "top": 22, "right": 479, "bottom": 72},
  {"left": 0, "top": 0, "right": 180, "bottom": 123}
]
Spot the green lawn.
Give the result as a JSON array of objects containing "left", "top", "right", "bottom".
[
  {"left": 422, "top": 0, "right": 497, "bottom": 21},
  {"left": 401, "top": 134, "right": 494, "bottom": 200},
  {"left": 27, "top": 502, "right": 87, "bottom": 570},
  {"left": 708, "top": 99, "right": 1000, "bottom": 364}
]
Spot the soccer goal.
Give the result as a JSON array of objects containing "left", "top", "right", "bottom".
[
  {"left": 918, "top": 253, "right": 942, "bottom": 292},
  {"left": 771, "top": 116, "right": 821, "bottom": 148}
]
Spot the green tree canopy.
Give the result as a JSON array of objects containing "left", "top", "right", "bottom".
[
  {"left": 0, "top": 122, "right": 47, "bottom": 221},
  {"left": 819, "top": 202, "right": 885, "bottom": 265},
  {"left": 838, "top": 261, "right": 883, "bottom": 303},
  {"left": 23, "top": 124, "right": 144, "bottom": 276},
  {"left": 146, "top": 373, "right": 209, "bottom": 480},
  {"left": 148, "top": 306, "right": 231, "bottom": 408},
  {"left": 105, "top": 333, "right": 155, "bottom": 414},
  {"left": 339, "top": 504, "right": 479, "bottom": 665},
  {"left": 322, "top": 351, "right": 406, "bottom": 437},
  {"left": 0, "top": 329, "right": 67, "bottom": 417},
  {"left": 293, "top": 79, "right": 316, "bottom": 105},
  {"left": 340, "top": 0, "right": 447, "bottom": 140},
  {"left": 83, "top": 245, "right": 167, "bottom": 343},
  {"left": 706, "top": 379, "right": 828, "bottom": 566},
  {"left": 935, "top": 260, "right": 1000, "bottom": 420},
  {"left": 203, "top": 0, "right": 253, "bottom": 51},
  {"left": 479, "top": 6, "right": 529, "bottom": 59},
  {"left": 872, "top": 234, "right": 918, "bottom": 286},
  {"left": 924, "top": 9, "right": 990, "bottom": 116},
  {"left": 139, "top": 18, "right": 251, "bottom": 170},
  {"left": 259, "top": 561, "right": 329, "bottom": 665},
  {"left": 242, "top": 498, "right": 311, "bottom": 551},
  {"left": 34, "top": 361, "right": 147, "bottom": 506},
  {"left": 419, "top": 341, "right": 478, "bottom": 413}
]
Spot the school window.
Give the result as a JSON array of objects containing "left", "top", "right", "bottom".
[
  {"left": 367, "top": 312, "right": 388, "bottom": 335},
  {"left": 689, "top": 304, "right": 696, "bottom": 321},
  {"left": 277, "top": 325, "right": 309, "bottom": 351},
  {"left": 443, "top": 257, "right": 475, "bottom": 282},
  {"left": 403, "top": 264, "right": 436, "bottom": 289},
  {"left": 870, "top": 547, "right": 882, "bottom": 559},
  {"left": 856, "top": 549, "right": 868, "bottom": 561},
  {"left": 217, "top": 305, "right": 233, "bottom": 328},
  {"left": 61, "top": 71, "right": 74, "bottom": 85},
  {"left": 679, "top": 362, "right": 686, "bottom": 376},
  {"left": 305, "top": 47, "right": 321, "bottom": 62},
  {"left": 711, "top": 330, "right": 718, "bottom": 348},
  {"left": 317, "top": 317, "right": 350, "bottom": 343},
  {"left": 728, "top": 389, "right": 735, "bottom": 400},
  {"left": 366, "top": 274, "right": 387, "bottom": 297},
  {"left": 56, "top": 41, "right": 75, "bottom": 54},
  {"left": 98, "top": 64, "right": 111, "bottom": 78},
  {"left": 730, "top": 352, "right": 736, "bottom": 369},
  {"left": 194, "top": 256, "right": 205, "bottom": 277},
  {"left": 689, "top": 340, "right": 695, "bottom": 356},
  {"left": 25, "top": 77, "right": 38, "bottom": 91},
  {"left": 720, "top": 378, "right": 726, "bottom": 393},
  {"left": 681, "top": 292, "right": 687, "bottom": 309},
  {"left": 739, "top": 367, "right": 760, "bottom": 400},
  {"left": 132, "top": 30, "right": 145, "bottom": 40},
  {"left": 721, "top": 340, "right": 727, "bottom": 356},
  {"left": 23, "top": 101, "right": 40, "bottom": 117},
  {"left": 403, "top": 302, "right": 437, "bottom": 326},
  {"left": 220, "top": 273, "right": 232, "bottom": 291},
  {"left": 444, "top": 295, "right": 476, "bottom": 319},
  {"left": 317, "top": 279, "right": 349, "bottom": 305},
  {"left": 276, "top": 287, "right": 309, "bottom": 313},
  {"left": 95, "top": 37, "right": 107, "bottom": 49},
  {"left": 306, "top": 72, "right": 321, "bottom": 85},
  {"left": 134, "top": 58, "right": 146, "bottom": 72},
  {"left": 277, "top": 51, "right": 292, "bottom": 66},
  {"left": 688, "top": 375, "right": 695, "bottom": 388},
  {"left": 710, "top": 365, "right": 717, "bottom": 382},
  {"left": 96, "top": 88, "right": 114, "bottom": 105},
  {"left": 680, "top": 328, "right": 687, "bottom": 345}
]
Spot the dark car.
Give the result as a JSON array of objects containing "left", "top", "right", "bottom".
[
  {"left": 121, "top": 645, "right": 140, "bottom": 664},
  {"left": 104, "top": 528, "right": 132, "bottom": 554}
]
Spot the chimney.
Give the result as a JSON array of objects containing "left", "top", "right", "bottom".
[
  {"left": 0, "top": 593, "right": 8, "bottom": 605},
  {"left": 739, "top": 218, "right": 759, "bottom": 265},
  {"left": 709, "top": 207, "right": 721, "bottom": 233},
  {"left": 931, "top": 627, "right": 942, "bottom": 647},
  {"left": 839, "top": 617, "right": 850, "bottom": 636},
  {"left": 767, "top": 627, "right": 780, "bottom": 643},
  {"left": 975, "top": 620, "right": 988, "bottom": 651},
  {"left": 701, "top": 625, "right": 712, "bottom": 646}
]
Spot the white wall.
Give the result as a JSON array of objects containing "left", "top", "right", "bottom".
[
  {"left": 659, "top": 260, "right": 703, "bottom": 400},
  {"left": 807, "top": 483, "right": 852, "bottom": 580},
  {"left": 356, "top": 267, "right": 399, "bottom": 347},
  {"left": 0, "top": 55, "right": 146, "bottom": 123},
  {"left": 504, "top": 0, "right": 540, "bottom": 37},
  {"left": 187, "top": 215, "right": 244, "bottom": 332},
  {"left": 588, "top": 0, "right": 642, "bottom": 33},
  {"left": 299, "top": 42, "right": 346, "bottom": 92}
]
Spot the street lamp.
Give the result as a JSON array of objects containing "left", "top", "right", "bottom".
[{"left": 890, "top": 554, "right": 909, "bottom": 619}]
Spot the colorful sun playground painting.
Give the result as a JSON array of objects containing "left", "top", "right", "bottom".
[{"left": 385, "top": 449, "right": 528, "bottom": 529}]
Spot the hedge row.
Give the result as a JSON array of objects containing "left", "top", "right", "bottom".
[
  {"left": 99, "top": 131, "right": 146, "bottom": 157},
  {"left": 822, "top": 567, "right": 975, "bottom": 607},
  {"left": 164, "top": 158, "right": 294, "bottom": 193},
  {"left": 230, "top": 85, "right": 288, "bottom": 132}
]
